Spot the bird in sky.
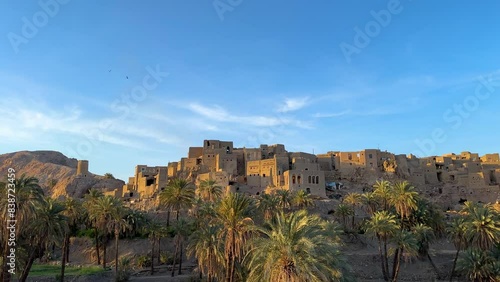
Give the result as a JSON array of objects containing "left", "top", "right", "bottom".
[{"left": 126, "top": 76, "right": 128, "bottom": 79}]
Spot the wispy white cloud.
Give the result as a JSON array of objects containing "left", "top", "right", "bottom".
[
  {"left": 187, "top": 103, "right": 311, "bottom": 128},
  {"left": 0, "top": 96, "right": 184, "bottom": 151},
  {"left": 277, "top": 97, "right": 310, "bottom": 113},
  {"left": 313, "top": 110, "right": 352, "bottom": 118},
  {"left": 313, "top": 108, "right": 402, "bottom": 119}
]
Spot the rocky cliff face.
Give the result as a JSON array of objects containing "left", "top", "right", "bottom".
[{"left": 0, "top": 151, "right": 124, "bottom": 198}]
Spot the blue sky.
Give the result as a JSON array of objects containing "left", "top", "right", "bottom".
[{"left": 1, "top": 0, "right": 500, "bottom": 181}]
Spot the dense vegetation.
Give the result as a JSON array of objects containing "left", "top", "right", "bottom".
[{"left": 0, "top": 176, "right": 499, "bottom": 281}]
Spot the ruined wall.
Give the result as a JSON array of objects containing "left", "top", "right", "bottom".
[
  {"left": 197, "top": 171, "right": 229, "bottom": 189},
  {"left": 481, "top": 153, "right": 500, "bottom": 163},
  {"left": 217, "top": 154, "right": 238, "bottom": 176},
  {"left": 317, "top": 153, "right": 334, "bottom": 171},
  {"left": 167, "top": 162, "right": 178, "bottom": 177},
  {"left": 184, "top": 158, "right": 199, "bottom": 171},
  {"left": 188, "top": 147, "right": 204, "bottom": 158},
  {"left": 468, "top": 172, "right": 488, "bottom": 187},
  {"left": 232, "top": 150, "right": 245, "bottom": 175}
]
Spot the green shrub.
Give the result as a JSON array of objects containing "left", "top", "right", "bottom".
[
  {"left": 135, "top": 255, "right": 151, "bottom": 268},
  {"left": 115, "top": 257, "right": 132, "bottom": 282},
  {"left": 76, "top": 228, "right": 95, "bottom": 238},
  {"left": 160, "top": 252, "right": 168, "bottom": 265},
  {"left": 160, "top": 252, "right": 177, "bottom": 265}
]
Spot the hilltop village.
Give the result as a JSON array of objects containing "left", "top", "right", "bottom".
[{"left": 76, "top": 139, "right": 500, "bottom": 208}]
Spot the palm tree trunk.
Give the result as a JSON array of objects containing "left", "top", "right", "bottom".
[
  {"left": 66, "top": 234, "right": 71, "bottom": 263},
  {"left": 61, "top": 233, "right": 68, "bottom": 282},
  {"left": 225, "top": 252, "right": 232, "bottom": 282},
  {"left": 151, "top": 238, "right": 155, "bottom": 275},
  {"left": 377, "top": 236, "right": 389, "bottom": 281},
  {"left": 167, "top": 210, "right": 170, "bottom": 227},
  {"left": 157, "top": 237, "right": 161, "bottom": 265},
  {"left": 391, "top": 247, "right": 403, "bottom": 282},
  {"left": 94, "top": 228, "right": 101, "bottom": 265},
  {"left": 351, "top": 204, "right": 356, "bottom": 229},
  {"left": 19, "top": 246, "right": 39, "bottom": 282},
  {"left": 178, "top": 240, "right": 183, "bottom": 275},
  {"left": 225, "top": 234, "right": 233, "bottom": 282},
  {"left": 103, "top": 238, "right": 107, "bottom": 269},
  {"left": 391, "top": 247, "right": 399, "bottom": 281},
  {"left": 115, "top": 230, "right": 119, "bottom": 276},
  {"left": 384, "top": 238, "right": 389, "bottom": 279},
  {"left": 171, "top": 236, "right": 179, "bottom": 277},
  {"left": 427, "top": 253, "right": 441, "bottom": 279},
  {"left": 230, "top": 232, "right": 236, "bottom": 282},
  {"left": 449, "top": 249, "right": 460, "bottom": 282}
]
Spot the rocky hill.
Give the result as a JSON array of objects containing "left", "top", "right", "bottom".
[{"left": 0, "top": 151, "right": 124, "bottom": 198}]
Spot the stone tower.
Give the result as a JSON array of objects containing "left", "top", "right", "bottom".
[{"left": 77, "top": 160, "right": 89, "bottom": 177}]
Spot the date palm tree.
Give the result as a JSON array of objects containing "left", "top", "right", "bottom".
[
  {"left": 159, "top": 178, "right": 195, "bottom": 225},
  {"left": 410, "top": 198, "right": 445, "bottom": 237},
  {"left": 389, "top": 181, "right": 418, "bottom": 227},
  {"left": 275, "top": 189, "right": 292, "bottom": 211},
  {"left": 462, "top": 203, "right": 500, "bottom": 251},
  {"left": 335, "top": 204, "right": 352, "bottom": 231},
  {"left": 412, "top": 223, "right": 443, "bottom": 279},
  {"left": 187, "top": 224, "right": 224, "bottom": 282},
  {"left": 192, "top": 200, "right": 217, "bottom": 229},
  {"left": 389, "top": 229, "right": 418, "bottom": 282},
  {"left": 257, "top": 193, "right": 280, "bottom": 221},
  {"left": 83, "top": 189, "right": 104, "bottom": 265},
  {"left": 147, "top": 220, "right": 162, "bottom": 275},
  {"left": 19, "top": 198, "right": 68, "bottom": 282},
  {"left": 198, "top": 179, "right": 223, "bottom": 202},
  {"left": 344, "top": 193, "right": 362, "bottom": 229},
  {"left": 60, "top": 197, "right": 83, "bottom": 281},
  {"left": 364, "top": 210, "right": 399, "bottom": 281},
  {"left": 0, "top": 175, "right": 45, "bottom": 282},
  {"left": 124, "top": 209, "right": 149, "bottom": 238},
  {"left": 373, "top": 180, "right": 391, "bottom": 211},
  {"left": 457, "top": 248, "right": 497, "bottom": 282},
  {"left": 112, "top": 205, "right": 130, "bottom": 277},
  {"left": 216, "top": 192, "right": 255, "bottom": 282},
  {"left": 447, "top": 217, "right": 468, "bottom": 282},
  {"left": 361, "top": 192, "right": 379, "bottom": 215},
  {"left": 88, "top": 195, "right": 122, "bottom": 269},
  {"left": 246, "top": 209, "right": 350, "bottom": 282},
  {"left": 10, "top": 175, "right": 45, "bottom": 237},
  {"left": 292, "top": 190, "right": 314, "bottom": 210},
  {"left": 171, "top": 219, "right": 192, "bottom": 276}
]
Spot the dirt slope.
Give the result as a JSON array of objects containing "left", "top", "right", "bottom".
[{"left": 0, "top": 150, "right": 124, "bottom": 198}]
